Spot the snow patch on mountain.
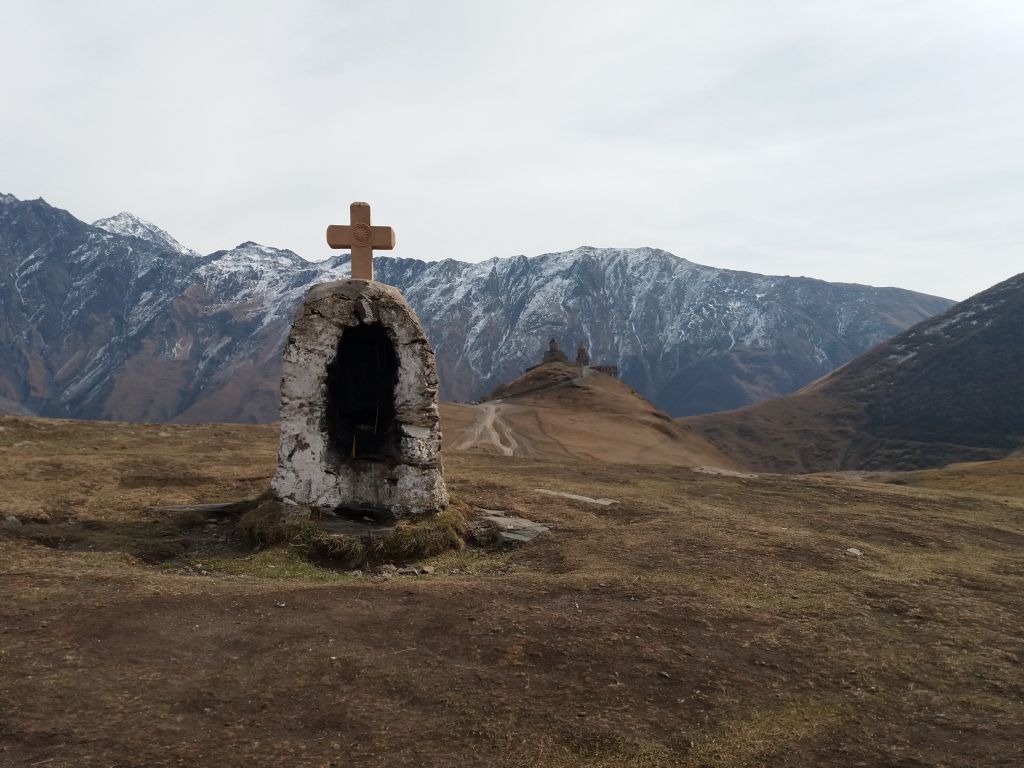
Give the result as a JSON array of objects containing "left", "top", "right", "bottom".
[
  {"left": 198, "top": 243, "right": 350, "bottom": 327},
  {"left": 94, "top": 212, "right": 196, "bottom": 257}
]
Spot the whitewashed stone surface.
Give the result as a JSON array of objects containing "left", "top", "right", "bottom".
[{"left": 271, "top": 279, "right": 448, "bottom": 519}]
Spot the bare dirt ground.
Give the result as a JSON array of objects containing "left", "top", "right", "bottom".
[
  {"left": 1, "top": 414, "right": 1023, "bottom": 767},
  {"left": 452, "top": 402, "right": 521, "bottom": 457}
]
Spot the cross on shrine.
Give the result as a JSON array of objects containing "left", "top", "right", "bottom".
[{"left": 326, "top": 202, "right": 396, "bottom": 281}]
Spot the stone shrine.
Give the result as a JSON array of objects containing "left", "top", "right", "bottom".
[{"left": 271, "top": 203, "right": 448, "bottom": 520}]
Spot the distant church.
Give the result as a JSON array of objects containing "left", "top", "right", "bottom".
[
  {"left": 534, "top": 338, "right": 618, "bottom": 377},
  {"left": 541, "top": 338, "right": 568, "bottom": 364}
]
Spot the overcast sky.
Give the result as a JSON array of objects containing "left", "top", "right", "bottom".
[{"left": 2, "top": 1, "right": 1022, "bottom": 300}]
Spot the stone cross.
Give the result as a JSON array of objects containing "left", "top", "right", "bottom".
[{"left": 326, "top": 202, "right": 396, "bottom": 281}]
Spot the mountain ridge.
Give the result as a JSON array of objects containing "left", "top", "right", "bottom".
[
  {"left": 93, "top": 212, "right": 197, "bottom": 257},
  {"left": 0, "top": 192, "right": 955, "bottom": 424}
]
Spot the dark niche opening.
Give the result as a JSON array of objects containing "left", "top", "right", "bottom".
[{"left": 325, "top": 323, "right": 399, "bottom": 461}]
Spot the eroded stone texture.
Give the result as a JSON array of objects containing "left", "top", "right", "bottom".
[{"left": 271, "top": 279, "right": 448, "bottom": 519}]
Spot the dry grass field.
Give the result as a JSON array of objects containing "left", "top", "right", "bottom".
[
  {"left": 1, "top": 411, "right": 1022, "bottom": 767},
  {"left": 863, "top": 457, "right": 1024, "bottom": 499}
]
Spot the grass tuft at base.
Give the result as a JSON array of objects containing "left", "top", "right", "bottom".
[{"left": 238, "top": 495, "right": 468, "bottom": 568}]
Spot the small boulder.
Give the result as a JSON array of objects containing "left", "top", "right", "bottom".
[
  {"left": 478, "top": 512, "right": 549, "bottom": 546},
  {"left": 3, "top": 515, "right": 22, "bottom": 529},
  {"left": 845, "top": 547, "right": 863, "bottom": 558}
]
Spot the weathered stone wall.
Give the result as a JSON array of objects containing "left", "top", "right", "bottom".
[{"left": 271, "top": 279, "right": 448, "bottom": 519}]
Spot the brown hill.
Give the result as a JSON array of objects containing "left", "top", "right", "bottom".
[
  {"left": 441, "top": 362, "right": 740, "bottom": 468},
  {"left": 685, "top": 272, "right": 1024, "bottom": 472},
  {"left": 484, "top": 361, "right": 583, "bottom": 400}
]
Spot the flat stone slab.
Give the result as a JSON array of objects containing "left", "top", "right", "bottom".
[
  {"left": 533, "top": 489, "right": 617, "bottom": 506},
  {"left": 474, "top": 508, "right": 549, "bottom": 545}
]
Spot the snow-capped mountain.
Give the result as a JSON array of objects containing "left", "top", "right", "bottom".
[
  {"left": 0, "top": 193, "right": 955, "bottom": 423},
  {"left": 372, "top": 249, "right": 952, "bottom": 415},
  {"left": 93, "top": 211, "right": 196, "bottom": 257}
]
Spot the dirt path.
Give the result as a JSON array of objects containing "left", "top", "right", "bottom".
[
  {"left": 453, "top": 401, "right": 520, "bottom": 456},
  {"left": 452, "top": 369, "right": 590, "bottom": 457}
]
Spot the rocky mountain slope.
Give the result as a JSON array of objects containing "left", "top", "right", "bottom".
[
  {"left": 686, "top": 271, "right": 1024, "bottom": 472},
  {"left": 0, "top": 193, "right": 954, "bottom": 423}
]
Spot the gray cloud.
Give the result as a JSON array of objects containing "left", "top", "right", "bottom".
[{"left": 2, "top": 0, "right": 1022, "bottom": 299}]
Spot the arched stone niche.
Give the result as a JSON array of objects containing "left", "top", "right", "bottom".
[{"left": 271, "top": 279, "right": 448, "bottom": 520}]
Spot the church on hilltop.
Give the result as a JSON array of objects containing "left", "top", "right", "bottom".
[
  {"left": 541, "top": 338, "right": 568, "bottom": 364},
  {"left": 533, "top": 338, "right": 618, "bottom": 377}
]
